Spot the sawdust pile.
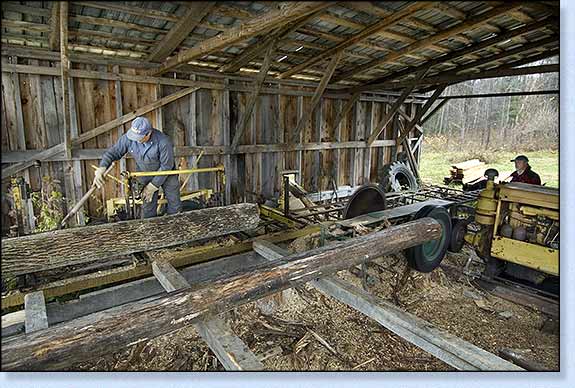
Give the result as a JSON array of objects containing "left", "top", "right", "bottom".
[{"left": 72, "top": 233, "right": 559, "bottom": 372}]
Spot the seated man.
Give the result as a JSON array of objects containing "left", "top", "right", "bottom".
[
  {"left": 509, "top": 155, "right": 541, "bottom": 185},
  {"left": 93, "top": 116, "right": 181, "bottom": 218}
]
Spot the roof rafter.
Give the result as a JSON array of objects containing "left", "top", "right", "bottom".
[
  {"left": 147, "top": 2, "right": 216, "bottom": 63},
  {"left": 278, "top": 2, "right": 436, "bottom": 79},
  {"left": 361, "top": 17, "right": 556, "bottom": 86},
  {"left": 332, "top": 3, "right": 525, "bottom": 83},
  {"left": 151, "top": 2, "right": 332, "bottom": 76}
]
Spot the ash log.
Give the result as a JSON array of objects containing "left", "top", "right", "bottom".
[{"left": 2, "top": 203, "right": 260, "bottom": 278}]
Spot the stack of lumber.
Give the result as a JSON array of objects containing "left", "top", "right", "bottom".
[{"left": 444, "top": 159, "right": 486, "bottom": 185}]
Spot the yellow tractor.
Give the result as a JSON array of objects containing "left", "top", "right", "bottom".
[{"left": 458, "top": 170, "right": 559, "bottom": 292}]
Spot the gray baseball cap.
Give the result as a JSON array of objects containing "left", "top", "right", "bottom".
[
  {"left": 510, "top": 155, "right": 529, "bottom": 163},
  {"left": 127, "top": 117, "right": 152, "bottom": 141}
]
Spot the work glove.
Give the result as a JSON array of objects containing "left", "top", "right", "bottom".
[
  {"left": 141, "top": 182, "right": 159, "bottom": 203},
  {"left": 93, "top": 166, "right": 107, "bottom": 188}
]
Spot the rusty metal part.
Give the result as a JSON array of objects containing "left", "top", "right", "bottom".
[{"left": 342, "top": 184, "right": 386, "bottom": 220}]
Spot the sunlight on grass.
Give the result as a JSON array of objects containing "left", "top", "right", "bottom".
[{"left": 420, "top": 148, "right": 559, "bottom": 188}]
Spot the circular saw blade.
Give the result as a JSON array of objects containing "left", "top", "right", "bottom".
[{"left": 342, "top": 184, "right": 386, "bottom": 220}]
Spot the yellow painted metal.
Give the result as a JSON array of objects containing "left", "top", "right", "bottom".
[
  {"left": 519, "top": 205, "right": 559, "bottom": 220},
  {"left": 499, "top": 182, "right": 558, "bottom": 210},
  {"left": 466, "top": 179, "right": 560, "bottom": 277},
  {"left": 491, "top": 236, "right": 558, "bottom": 276},
  {"left": 474, "top": 180, "right": 498, "bottom": 226},
  {"left": 105, "top": 190, "right": 212, "bottom": 220},
  {"left": 259, "top": 204, "right": 300, "bottom": 228},
  {"left": 90, "top": 164, "right": 124, "bottom": 185},
  {"left": 11, "top": 178, "right": 22, "bottom": 211},
  {"left": 1, "top": 224, "right": 322, "bottom": 309},
  {"left": 128, "top": 165, "right": 225, "bottom": 178}
]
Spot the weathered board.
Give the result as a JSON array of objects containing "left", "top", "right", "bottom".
[
  {"left": 1, "top": 57, "right": 424, "bottom": 232},
  {"left": 2, "top": 203, "right": 260, "bottom": 278},
  {"left": 1, "top": 217, "right": 441, "bottom": 371}
]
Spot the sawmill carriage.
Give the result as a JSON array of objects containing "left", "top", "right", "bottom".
[{"left": 0, "top": 1, "right": 559, "bottom": 372}]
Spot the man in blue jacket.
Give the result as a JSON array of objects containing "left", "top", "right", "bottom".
[{"left": 92, "top": 116, "right": 181, "bottom": 218}]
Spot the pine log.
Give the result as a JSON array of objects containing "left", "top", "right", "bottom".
[
  {"left": 1, "top": 203, "right": 260, "bottom": 278},
  {"left": 1, "top": 217, "right": 441, "bottom": 371}
]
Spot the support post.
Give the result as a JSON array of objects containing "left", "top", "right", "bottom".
[
  {"left": 231, "top": 39, "right": 277, "bottom": 151},
  {"left": 396, "top": 85, "right": 447, "bottom": 146},
  {"left": 59, "top": 1, "right": 77, "bottom": 225}
]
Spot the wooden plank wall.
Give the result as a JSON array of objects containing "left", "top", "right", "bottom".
[{"left": 1, "top": 56, "right": 424, "bottom": 230}]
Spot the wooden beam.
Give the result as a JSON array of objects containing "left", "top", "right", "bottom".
[
  {"left": 431, "top": 36, "right": 558, "bottom": 79},
  {"left": 68, "top": 14, "right": 166, "bottom": 35},
  {"left": 151, "top": 2, "right": 331, "bottom": 75},
  {"left": 362, "top": 17, "right": 556, "bottom": 86},
  {"left": 48, "top": 2, "right": 60, "bottom": 51},
  {"left": 278, "top": 2, "right": 433, "bottom": 79},
  {"left": 366, "top": 69, "right": 426, "bottom": 145},
  {"left": 291, "top": 51, "right": 343, "bottom": 143},
  {"left": 231, "top": 40, "right": 277, "bottom": 150},
  {"left": 327, "top": 92, "right": 361, "bottom": 138},
  {"left": 253, "top": 241, "right": 522, "bottom": 371},
  {"left": 152, "top": 261, "right": 190, "bottom": 292},
  {"left": 72, "top": 1, "right": 180, "bottom": 23},
  {"left": 1, "top": 218, "right": 442, "bottom": 370},
  {"left": 333, "top": 3, "right": 524, "bottom": 83},
  {"left": 193, "top": 317, "right": 265, "bottom": 371},
  {"left": 358, "top": 64, "right": 559, "bottom": 91},
  {"left": 59, "top": 2, "right": 71, "bottom": 159},
  {"left": 432, "top": 90, "right": 558, "bottom": 100},
  {"left": 414, "top": 49, "right": 560, "bottom": 94},
  {"left": 1, "top": 203, "right": 260, "bottom": 278},
  {"left": 72, "top": 86, "right": 200, "bottom": 146},
  {"left": 366, "top": 87, "right": 413, "bottom": 146},
  {"left": 420, "top": 98, "right": 450, "bottom": 125},
  {"left": 1, "top": 143, "right": 66, "bottom": 179},
  {"left": 1, "top": 226, "right": 322, "bottom": 312},
  {"left": 151, "top": 259, "right": 265, "bottom": 370},
  {"left": 24, "top": 292, "right": 48, "bottom": 334},
  {"left": 147, "top": 2, "right": 216, "bottom": 63},
  {"left": 1, "top": 140, "right": 416, "bottom": 165},
  {"left": 218, "top": 10, "right": 318, "bottom": 74},
  {"left": 396, "top": 85, "right": 447, "bottom": 145}
]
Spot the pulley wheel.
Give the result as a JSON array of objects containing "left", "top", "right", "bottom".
[
  {"left": 404, "top": 205, "right": 451, "bottom": 273},
  {"left": 448, "top": 218, "right": 469, "bottom": 253},
  {"left": 342, "top": 184, "right": 386, "bottom": 220}
]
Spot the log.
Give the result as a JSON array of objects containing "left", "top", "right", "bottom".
[
  {"left": 253, "top": 241, "right": 522, "bottom": 371},
  {"left": 1, "top": 218, "right": 441, "bottom": 370},
  {"left": 1, "top": 203, "right": 260, "bottom": 278}
]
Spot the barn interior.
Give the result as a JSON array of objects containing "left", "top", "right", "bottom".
[{"left": 1, "top": 1, "right": 560, "bottom": 372}]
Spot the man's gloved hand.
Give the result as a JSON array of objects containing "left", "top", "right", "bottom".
[
  {"left": 141, "top": 182, "right": 159, "bottom": 203},
  {"left": 93, "top": 166, "right": 107, "bottom": 188}
]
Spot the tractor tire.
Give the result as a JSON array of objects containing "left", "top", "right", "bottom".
[{"left": 404, "top": 205, "right": 452, "bottom": 273}]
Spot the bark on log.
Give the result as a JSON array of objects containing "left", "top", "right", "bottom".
[
  {"left": 1, "top": 203, "right": 260, "bottom": 278},
  {"left": 1, "top": 217, "right": 441, "bottom": 370}
]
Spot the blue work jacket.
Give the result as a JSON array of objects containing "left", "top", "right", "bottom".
[{"left": 99, "top": 129, "right": 176, "bottom": 187}]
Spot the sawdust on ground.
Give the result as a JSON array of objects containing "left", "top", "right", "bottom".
[{"left": 72, "top": 232, "right": 559, "bottom": 372}]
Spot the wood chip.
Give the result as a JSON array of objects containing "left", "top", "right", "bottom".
[
  {"left": 308, "top": 329, "right": 338, "bottom": 356},
  {"left": 352, "top": 357, "right": 376, "bottom": 370}
]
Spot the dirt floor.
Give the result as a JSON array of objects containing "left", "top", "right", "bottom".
[{"left": 72, "top": 230, "right": 559, "bottom": 372}]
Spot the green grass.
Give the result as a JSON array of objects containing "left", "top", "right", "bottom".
[{"left": 419, "top": 149, "right": 559, "bottom": 188}]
